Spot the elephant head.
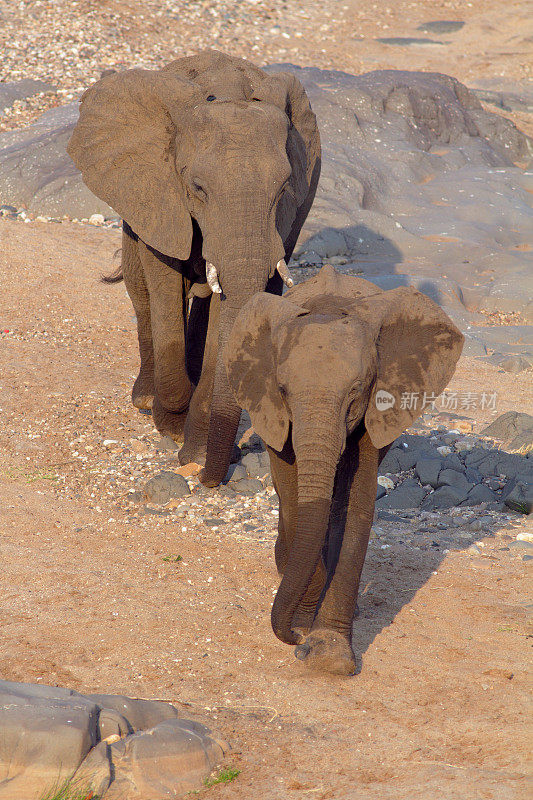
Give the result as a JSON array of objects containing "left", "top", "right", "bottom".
[
  {"left": 226, "top": 265, "right": 464, "bottom": 645},
  {"left": 67, "top": 51, "right": 320, "bottom": 485}
]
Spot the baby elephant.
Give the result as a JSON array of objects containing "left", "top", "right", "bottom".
[{"left": 226, "top": 265, "right": 463, "bottom": 676}]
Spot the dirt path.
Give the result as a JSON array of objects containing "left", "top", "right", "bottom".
[{"left": 0, "top": 218, "right": 531, "bottom": 798}]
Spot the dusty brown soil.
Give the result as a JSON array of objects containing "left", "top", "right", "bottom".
[
  {"left": 1, "top": 2, "right": 532, "bottom": 797},
  {"left": 1, "top": 218, "right": 532, "bottom": 799}
]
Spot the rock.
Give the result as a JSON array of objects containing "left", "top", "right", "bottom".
[
  {"left": 504, "top": 482, "right": 533, "bottom": 514},
  {"left": 481, "top": 412, "right": 533, "bottom": 453},
  {"left": 106, "top": 719, "right": 226, "bottom": 800},
  {"left": 417, "top": 20, "right": 465, "bottom": 34},
  {"left": 377, "top": 511, "right": 406, "bottom": 522},
  {"left": 415, "top": 457, "right": 442, "bottom": 488},
  {"left": 0, "top": 680, "right": 99, "bottom": 799},
  {"left": 468, "top": 544, "right": 482, "bottom": 555},
  {"left": 232, "top": 478, "right": 264, "bottom": 496},
  {"left": 86, "top": 695, "right": 179, "bottom": 733},
  {"left": 499, "top": 355, "right": 532, "bottom": 374},
  {"left": 241, "top": 451, "right": 270, "bottom": 479},
  {"left": 465, "top": 466, "right": 482, "bottom": 484},
  {"left": 143, "top": 472, "right": 190, "bottom": 504},
  {"left": 0, "top": 102, "right": 116, "bottom": 219},
  {"left": 377, "top": 37, "right": 445, "bottom": 47},
  {"left": 442, "top": 453, "right": 464, "bottom": 472},
  {"left": 395, "top": 447, "right": 419, "bottom": 471},
  {"left": 462, "top": 484, "right": 497, "bottom": 506},
  {"left": 421, "top": 485, "right": 469, "bottom": 510},
  {"left": 378, "top": 450, "right": 401, "bottom": 474},
  {"left": 437, "top": 469, "right": 473, "bottom": 493},
  {"left": 508, "top": 540, "right": 533, "bottom": 552},
  {"left": 97, "top": 708, "right": 132, "bottom": 740},
  {"left": 516, "top": 532, "right": 533, "bottom": 542},
  {"left": 377, "top": 475, "right": 395, "bottom": 490},
  {"left": 0, "top": 79, "right": 56, "bottom": 116},
  {"left": 376, "top": 484, "right": 386, "bottom": 501},
  {"left": 218, "top": 484, "right": 236, "bottom": 498},
  {"left": 88, "top": 212, "right": 105, "bottom": 225},
  {"left": 376, "top": 484, "right": 427, "bottom": 509},
  {"left": 225, "top": 463, "right": 248, "bottom": 483},
  {"left": 73, "top": 741, "right": 112, "bottom": 797},
  {"left": 437, "top": 446, "right": 452, "bottom": 457}
]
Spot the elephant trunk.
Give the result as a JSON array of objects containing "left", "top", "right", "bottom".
[
  {"left": 199, "top": 264, "right": 272, "bottom": 487},
  {"left": 271, "top": 403, "right": 344, "bottom": 645}
]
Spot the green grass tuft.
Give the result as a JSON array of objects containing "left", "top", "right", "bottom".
[
  {"left": 39, "top": 777, "right": 99, "bottom": 800},
  {"left": 204, "top": 767, "right": 240, "bottom": 788}
]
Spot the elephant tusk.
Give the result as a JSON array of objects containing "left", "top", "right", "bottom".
[
  {"left": 276, "top": 259, "right": 294, "bottom": 288},
  {"left": 206, "top": 262, "right": 222, "bottom": 294}
]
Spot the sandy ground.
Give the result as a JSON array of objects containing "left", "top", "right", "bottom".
[
  {"left": 0, "top": 218, "right": 531, "bottom": 799},
  {"left": 1, "top": 1, "right": 532, "bottom": 798}
]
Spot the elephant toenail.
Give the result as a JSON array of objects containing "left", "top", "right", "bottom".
[{"left": 295, "top": 643, "right": 311, "bottom": 660}]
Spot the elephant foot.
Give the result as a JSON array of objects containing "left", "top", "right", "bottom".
[
  {"left": 131, "top": 375, "right": 155, "bottom": 410},
  {"left": 179, "top": 446, "right": 206, "bottom": 467},
  {"left": 294, "top": 628, "right": 357, "bottom": 677},
  {"left": 152, "top": 398, "right": 188, "bottom": 444}
]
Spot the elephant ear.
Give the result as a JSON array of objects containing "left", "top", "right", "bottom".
[
  {"left": 252, "top": 71, "right": 320, "bottom": 207},
  {"left": 67, "top": 68, "right": 196, "bottom": 258},
  {"left": 225, "top": 293, "right": 309, "bottom": 452},
  {"left": 364, "top": 287, "right": 464, "bottom": 448}
]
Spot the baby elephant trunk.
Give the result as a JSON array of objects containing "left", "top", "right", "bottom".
[{"left": 271, "top": 409, "right": 344, "bottom": 645}]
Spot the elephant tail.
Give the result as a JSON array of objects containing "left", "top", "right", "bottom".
[{"left": 101, "top": 250, "right": 124, "bottom": 283}]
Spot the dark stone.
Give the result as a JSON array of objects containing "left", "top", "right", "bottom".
[
  {"left": 461, "top": 484, "right": 497, "bottom": 506},
  {"left": 499, "top": 355, "right": 532, "bottom": 374},
  {"left": 225, "top": 463, "right": 248, "bottom": 483},
  {"left": 504, "top": 482, "right": 533, "bottom": 514},
  {"left": 395, "top": 447, "right": 419, "bottom": 471},
  {"left": 218, "top": 484, "right": 236, "bottom": 498},
  {"left": 232, "top": 478, "right": 264, "bottom": 496},
  {"left": 482, "top": 412, "right": 533, "bottom": 444},
  {"left": 415, "top": 457, "right": 442, "bottom": 488},
  {"left": 421, "top": 485, "right": 469, "bottom": 510},
  {"left": 441, "top": 453, "right": 464, "bottom": 472},
  {"left": 417, "top": 20, "right": 465, "bottom": 34},
  {"left": 241, "top": 451, "right": 270, "bottom": 479},
  {"left": 376, "top": 484, "right": 427, "bottom": 509},
  {"left": 377, "top": 511, "right": 407, "bottom": 522},
  {"left": 437, "top": 469, "right": 473, "bottom": 493},
  {"left": 377, "top": 37, "right": 445, "bottom": 46},
  {"left": 378, "top": 450, "right": 401, "bottom": 474},
  {"left": 465, "top": 466, "right": 482, "bottom": 484},
  {"left": 376, "top": 484, "right": 386, "bottom": 501},
  {"left": 143, "top": 471, "right": 190, "bottom": 504}
]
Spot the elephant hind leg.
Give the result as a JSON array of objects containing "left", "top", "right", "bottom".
[{"left": 122, "top": 228, "right": 155, "bottom": 409}]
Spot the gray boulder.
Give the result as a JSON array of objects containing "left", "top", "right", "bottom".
[
  {"left": 415, "top": 457, "right": 442, "bottom": 488},
  {"left": 143, "top": 471, "right": 190, "bottom": 504},
  {"left": 0, "top": 681, "right": 99, "bottom": 800},
  {"left": 504, "top": 482, "right": 533, "bottom": 514},
  {"left": 437, "top": 469, "right": 473, "bottom": 494},
  {"left": 106, "top": 719, "right": 226, "bottom": 800},
  {"left": 461, "top": 484, "right": 497, "bottom": 506},
  {"left": 376, "top": 482, "right": 427, "bottom": 509},
  {"left": 482, "top": 412, "right": 533, "bottom": 455},
  {"left": 0, "top": 79, "right": 56, "bottom": 115},
  {"left": 421, "top": 485, "right": 469, "bottom": 510}
]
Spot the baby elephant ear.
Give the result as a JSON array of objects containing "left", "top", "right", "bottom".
[
  {"left": 365, "top": 288, "right": 464, "bottom": 449},
  {"left": 68, "top": 68, "right": 195, "bottom": 259},
  {"left": 225, "top": 293, "right": 308, "bottom": 452}
]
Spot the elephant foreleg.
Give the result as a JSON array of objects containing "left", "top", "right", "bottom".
[
  {"left": 268, "top": 442, "right": 326, "bottom": 637},
  {"left": 295, "top": 429, "right": 378, "bottom": 676},
  {"left": 139, "top": 242, "right": 192, "bottom": 442},
  {"left": 122, "top": 228, "right": 155, "bottom": 409}
]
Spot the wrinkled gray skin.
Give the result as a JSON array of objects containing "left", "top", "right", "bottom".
[
  {"left": 67, "top": 51, "right": 320, "bottom": 486},
  {"left": 226, "top": 266, "right": 464, "bottom": 675}
]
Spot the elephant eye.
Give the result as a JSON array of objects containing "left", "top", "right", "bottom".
[
  {"left": 189, "top": 181, "right": 207, "bottom": 201},
  {"left": 206, "top": 95, "right": 216, "bottom": 101}
]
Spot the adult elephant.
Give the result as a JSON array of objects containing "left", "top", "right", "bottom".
[{"left": 67, "top": 50, "right": 320, "bottom": 486}]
